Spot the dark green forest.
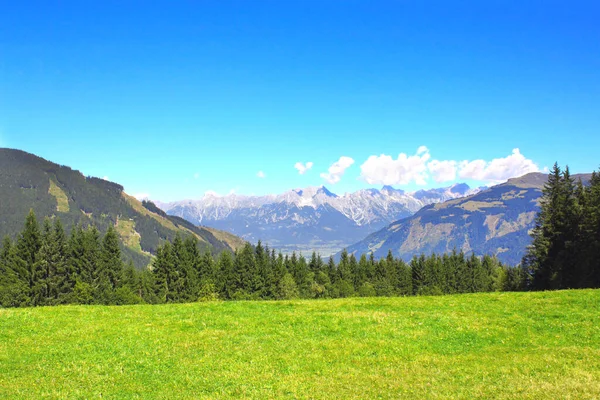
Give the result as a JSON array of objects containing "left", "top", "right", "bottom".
[
  {"left": 523, "top": 164, "right": 600, "bottom": 290},
  {"left": 0, "top": 209, "right": 521, "bottom": 307},
  {"left": 1, "top": 164, "right": 599, "bottom": 307}
]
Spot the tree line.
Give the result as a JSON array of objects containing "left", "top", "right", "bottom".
[
  {"left": 523, "top": 164, "right": 600, "bottom": 290},
  {"left": 0, "top": 210, "right": 522, "bottom": 307},
  {"left": 2, "top": 163, "right": 598, "bottom": 308}
]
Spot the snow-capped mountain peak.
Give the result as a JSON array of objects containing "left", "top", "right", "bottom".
[{"left": 159, "top": 183, "right": 479, "bottom": 256}]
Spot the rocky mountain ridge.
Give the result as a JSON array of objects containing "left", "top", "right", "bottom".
[{"left": 159, "top": 183, "right": 479, "bottom": 255}]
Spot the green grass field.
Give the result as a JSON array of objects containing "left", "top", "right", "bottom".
[{"left": 1, "top": 290, "right": 599, "bottom": 399}]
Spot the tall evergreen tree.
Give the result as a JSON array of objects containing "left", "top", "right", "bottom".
[
  {"left": 97, "top": 225, "right": 123, "bottom": 302},
  {"left": 32, "top": 218, "right": 56, "bottom": 305},
  {"left": 15, "top": 209, "right": 42, "bottom": 301},
  {"left": 0, "top": 236, "right": 29, "bottom": 307},
  {"left": 52, "top": 218, "right": 72, "bottom": 303}
]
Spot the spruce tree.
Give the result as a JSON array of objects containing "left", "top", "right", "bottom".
[
  {"left": 97, "top": 225, "right": 123, "bottom": 303},
  {"left": 411, "top": 255, "right": 425, "bottom": 295},
  {"left": 216, "top": 250, "right": 235, "bottom": 300},
  {"left": 32, "top": 218, "right": 55, "bottom": 305},
  {"left": 52, "top": 218, "right": 72, "bottom": 303},
  {"left": 396, "top": 259, "right": 412, "bottom": 296},
  {"left": 337, "top": 249, "right": 354, "bottom": 297},
  {"left": 526, "top": 163, "right": 562, "bottom": 290},
  {"left": 0, "top": 236, "right": 29, "bottom": 307},
  {"left": 152, "top": 243, "right": 170, "bottom": 303},
  {"left": 15, "top": 209, "right": 41, "bottom": 301}
]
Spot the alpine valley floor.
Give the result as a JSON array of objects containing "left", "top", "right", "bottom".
[{"left": 1, "top": 290, "right": 599, "bottom": 399}]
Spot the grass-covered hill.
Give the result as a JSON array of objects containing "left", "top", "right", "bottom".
[
  {"left": 1, "top": 290, "right": 598, "bottom": 399},
  {"left": 0, "top": 148, "right": 245, "bottom": 268},
  {"left": 345, "top": 172, "right": 592, "bottom": 265}
]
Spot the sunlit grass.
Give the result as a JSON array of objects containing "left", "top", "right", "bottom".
[{"left": 1, "top": 290, "right": 599, "bottom": 399}]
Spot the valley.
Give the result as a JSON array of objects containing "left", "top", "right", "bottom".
[{"left": 159, "top": 183, "right": 478, "bottom": 256}]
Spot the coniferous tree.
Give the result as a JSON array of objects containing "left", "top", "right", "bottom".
[
  {"left": 355, "top": 254, "right": 369, "bottom": 293},
  {"left": 0, "top": 236, "right": 29, "bottom": 307},
  {"left": 525, "top": 163, "right": 562, "bottom": 290},
  {"left": 277, "top": 273, "right": 299, "bottom": 300},
  {"left": 52, "top": 218, "right": 72, "bottom": 303},
  {"left": 97, "top": 224, "right": 123, "bottom": 303},
  {"left": 255, "top": 241, "right": 272, "bottom": 298},
  {"left": 411, "top": 255, "right": 425, "bottom": 295},
  {"left": 15, "top": 209, "right": 41, "bottom": 302},
  {"left": 216, "top": 250, "right": 235, "bottom": 299},
  {"left": 153, "top": 243, "right": 171, "bottom": 303},
  {"left": 32, "top": 218, "right": 56, "bottom": 305},
  {"left": 588, "top": 172, "right": 600, "bottom": 286},
  {"left": 336, "top": 249, "right": 354, "bottom": 297}
]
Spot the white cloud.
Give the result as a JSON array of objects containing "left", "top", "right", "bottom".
[
  {"left": 320, "top": 156, "right": 355, "bottom": 184},
  {"left": 294, "top": 161, "right": 314, "bottom": 175},
  {"left": 134, "top": 193, "right": 150, "bottom": 200},
  {"left": 427, "top": 160, "right": 457, "bottom": 183},
  {"left": 103, "top": 176, "right": 110, "bottom": 181},
  {"left": 359, "top": 147, "right": 431, "bottom": 185},
  {"left": 257, "top": 170, "right": 266, "bottom": 178},
  {"left": 458, "top": 148, "right": 539, "bottom": 182},
  {"left": 359, "top": 146, "right": 539, "bottom": 186},
  {"left": 417, "top": 145, "right": 429, "bottom": 155}
]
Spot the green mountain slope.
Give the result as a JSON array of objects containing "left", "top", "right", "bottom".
[
  {"left": 0, "top": 148, "right": 245, "bottom": 267},
  {"left": 344, "top": 172, "right": 592, "bottom": 265}
]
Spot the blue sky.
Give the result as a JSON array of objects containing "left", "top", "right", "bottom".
[{"left": 1, "top": 1, "right": 599, "bottom": 201}]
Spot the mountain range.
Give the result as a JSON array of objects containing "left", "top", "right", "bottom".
[
  {"left": 3, "top": 147, "right": 592, "bottom": 268},
  {"left": 343, "top": 172, "right": 592, "bottom": 265},
  {"left": 0, "top": 148, "right": 245, "bottom": 268},
  {"left": 159, "top": 183, "right": 479, "bottom": 255}
]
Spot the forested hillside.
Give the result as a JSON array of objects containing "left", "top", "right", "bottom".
[
  {"left": 0, "top": 209, "right": 523, "bottom": 307},
  {"left": 0, "top": 148, "right": 244, "bottom": 268},
  {"left": 1, "top": 163, "right": 598, "bottom": 307}
]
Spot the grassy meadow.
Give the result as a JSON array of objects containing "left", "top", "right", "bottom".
[{"left": 1, "top": 290, "right": 599, "bottom": 399}]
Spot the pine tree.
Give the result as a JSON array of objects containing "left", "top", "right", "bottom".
[
  {"left": 355, "top": 254, "right": 369, "bottom": 291},
  {"left": 52, "top": 218, "right": 72, "bottom": 303},
  {"left": 336, "top": 249, "right": 354, "bottom": 297},
  {"left": 15, "top": 209, "right": 41, "bottom": 302},
  {"left": 32, "top": 218, "right": 55, "bottom": 305},
  {"left": 152, "top": 243, "right": 171, "bottom": 303},
  {"left": 97, "top": 225, "right": 123, "bottom": 303},
  {"left": 216, "top": 250, "right": 235, "bottom": 299},
  {"left": 526, "top": 163, "right": 562, "bottom": 290},
  {"left": 115, "top": 260, "right": 143, "bottom": 304},
  {"left": 411, "top": 255, "right": 425, "bottom": 295},
  {"left": 469, "top": 253, "right": 487, "bottom": 293},
  {"left": 233, "top": 243, "right": 259, "bottom": 298},
  {"left": 558, "top": 167, "right": 579, "bottom": 288},
  {"left": 396, "top": 259, "right": 412, "bottom": 296},
  {"left": 588, "top": 171, "right": 600, "bottom": 286},
  {"left": 326, "top": 256, "right": 339, "bottom": 297},
  {"left": 271, "top": 251, "right": 287, "bottom": 298},
  {"left": 255, "top": 241, "right": 273, "bottom": 299},
  {"left": 0, "top": 236, "right": 29, "bottom": 307},
  {"left": 277, "top": 273, "right": 299, "bottom": 300}
]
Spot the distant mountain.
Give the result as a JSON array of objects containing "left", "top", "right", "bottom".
[
  {"left": 159, "top": 183, "right": 479, "bottom": 256},
  {"left": 342, "top": 172, "right": 592, "bottom": 265},
  {"left": 0, "top": 148, "right": 245, "bottom": 268}
]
